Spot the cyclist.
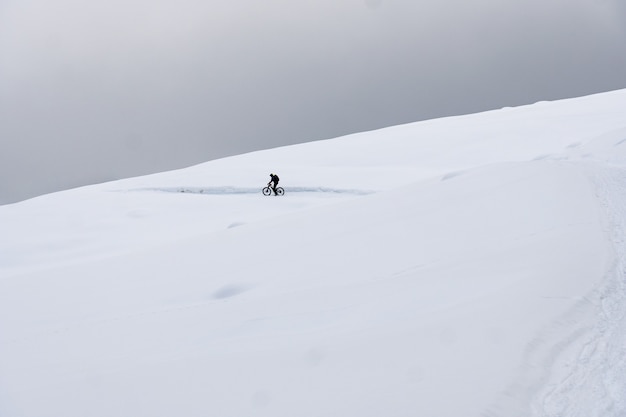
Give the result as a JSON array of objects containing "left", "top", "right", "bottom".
[{"left": 268, "top": 173, "right": 280, "bottom": 195}]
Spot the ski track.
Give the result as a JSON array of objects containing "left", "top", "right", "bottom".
[
  {"left": 533, "top": 163, "right": 626, "bottom": 417},
  {"left": 482, "top": 161, "right": 626, "bottom": 417}
]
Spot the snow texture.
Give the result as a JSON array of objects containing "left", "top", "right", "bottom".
[{"left": 1, "top": 89, "right": 626, "bottom": 417}]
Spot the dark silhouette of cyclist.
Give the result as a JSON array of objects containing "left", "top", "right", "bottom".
[{"left": 268, "top": 173, "right": 280, "bottom": 195}]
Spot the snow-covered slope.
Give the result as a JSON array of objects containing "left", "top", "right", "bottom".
[{"left": 2, "top": 89, "right": 626, "bottom": 417}]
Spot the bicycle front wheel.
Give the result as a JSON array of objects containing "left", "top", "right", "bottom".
[{"left": 262, "top": 187, "right": 272, "bottom": 196}]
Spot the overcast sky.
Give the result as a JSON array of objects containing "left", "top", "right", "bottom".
[{"left": 1, "top": 0, "right": 626, "bottom": 204}]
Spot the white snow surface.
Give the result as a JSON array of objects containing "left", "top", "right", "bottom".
[{"left": 2, "top": 90, "right": 626, "bottom": 416}]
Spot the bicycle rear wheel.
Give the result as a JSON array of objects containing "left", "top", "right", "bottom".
[{"left": 276, "top": 187, "right": 284, "bottom": 196}]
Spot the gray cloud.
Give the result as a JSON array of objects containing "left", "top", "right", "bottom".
[{"left": 1, "top": 0, "right": 625, "bottom": 204}]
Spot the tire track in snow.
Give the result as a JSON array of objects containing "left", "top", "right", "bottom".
[{"left": 124, "top": 186, "right": 375, "bottom": 196}]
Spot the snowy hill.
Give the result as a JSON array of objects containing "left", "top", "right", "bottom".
[{"left": 2, "top": 89, "right": 626, "bottom": 417}]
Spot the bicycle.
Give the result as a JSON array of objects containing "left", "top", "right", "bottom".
[{"left": 262, "top": 185, "right": 284, "bottom": 196}]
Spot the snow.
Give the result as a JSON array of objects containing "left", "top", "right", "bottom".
[{"left": 2, "top": 89, "right": 626, "bottom": 416}]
